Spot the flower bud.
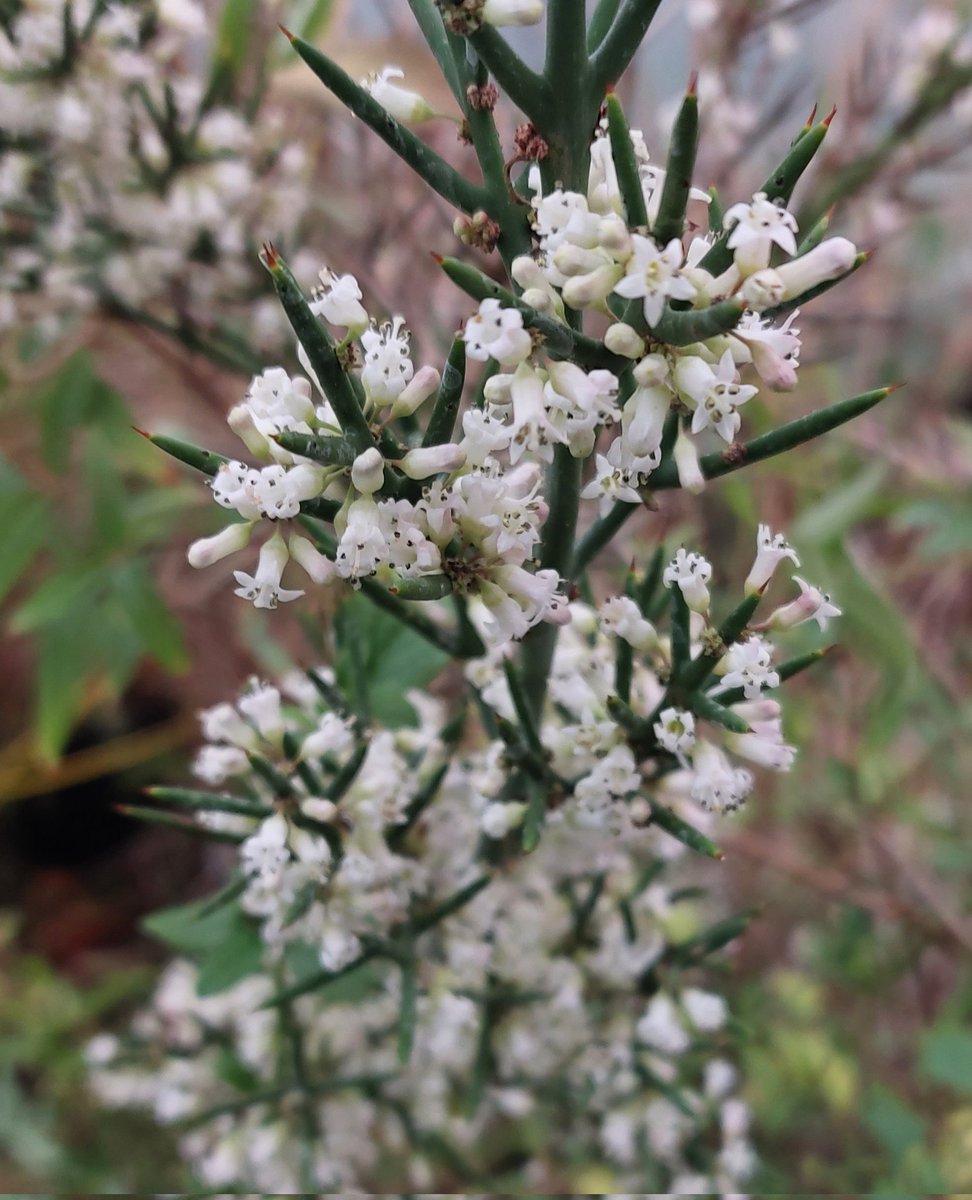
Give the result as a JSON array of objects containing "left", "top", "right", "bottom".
[
  {"left": 481, "top": 800, "right": 527, "bottom": 838},
  {"left": 288, "top": 533, "right": 337, "bottom": 584},
  {"left": 632, "top": 352, "right": 670, "bottom": 387},
  {"left": 399, "top": 444, "right": 466, "bottom": 480},
  {"left": 561, "top": 263, "right": 624, "bottom": 310},
  {"left": 521, "top": 287, "right": 554, "bottom": 313},
  {"left": 187, "top": 521, "right": 254, "bottom": 568},
  {"left": 482, "top": 0, "right": 543, "bottom": 26},
  {"left": 740, "top": 269, "right": 785, "bottom": 311},
  {"left": 774, "top": 237, "right": 857, "bottom": 300},
  {"left": 553, "top": 242, "right": 605, "bottom": 278},
  {"left": 672, "top": 427, "right": 705, "bottom": 494},
  {"left": 362, "top": 66, "right": 437, "bottom": 124},
  {"left": 351, "top": 447, "right": 385, "bottom": 494},
  {"left": 604, "top": 323, "right": 646, "bottom": 359},
  {"left": 391, "top": 365, "right": 441, "bottom": 418},
  {"left": 227, "top": 405, "right": 271, "bottom": 459}
]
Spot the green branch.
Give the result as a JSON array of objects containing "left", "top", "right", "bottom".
[{"left": 282, "top": 29, "right": 483, "bottom": 213}]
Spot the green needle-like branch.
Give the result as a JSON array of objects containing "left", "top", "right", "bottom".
[
  {"left": 262, "top": 244, "right": 375, "bottom": 454},
  {"left": 467, "top": 23, "right": 549, "bottom": 118},
  {"left": 652, "top": 80, "right": 700, "bottom": 245},
  {"left": 571, "top": 385, "right": 898, "bottom": 575},
  {"left": 589, "top": 0, "right": 665, "bottom": 101},
  {"left": 406, "top": 0, "right": 465, "bottom": 105},
  {"left": 606, "top": 92, "right": 648, "bottom": 227},
  {"left": 281, "top": 28, "right": 482, "bottom": 214}
]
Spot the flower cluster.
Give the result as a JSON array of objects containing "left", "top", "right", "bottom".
[
  {"left": 89, "top": 650, "right": 761, "bottom": 1192},
  {"left": 0, "top": 0, "right": 318, "bottom": 348}
]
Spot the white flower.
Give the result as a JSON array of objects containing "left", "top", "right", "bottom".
[
  {"left": 192, "top": 744, "right": 249, "bottom": 785},
  {"left": 723, "top": 191, "right": 798, "bottom": 275},
  {"left": 233, "top": 532, "right": 305, "bottom": 609},
  {"left": 580, "top": 444, "right": 645, "bottom": 515},
  {"left": 682, "top": 987, "right": 728, "bottom": 1031},
  {"left": 463, "top": 298, "right": 532, "bottom": 366},
  {"left": 508, "top": 361, "right": 566, "bottom": 463},
  {"left": 361, "top": 316, "right": 414, "bottom": 404},
  {"left": 238, "top": 681, "right": 284, "bottom": 741},
  {"left": 481, "top": 801, "right": 527, "bottom": 838},
  {"left": 676, "top": 350, "right": 758, "bottom": 444},
  {"left": 598, "top": 596, "right": 657, "bottom": 650},
  {"left": 301, "top": 712, "right": 356, "bottom": 761},
  {"left": 654, "top": 707, "right": 696, "bottom": 758},
  {"left": 335, "top": 497, "right": 387, "bottom": 580},
  {"left": 361, "top": 66, "right": 436, "bottom": 124},
  {"left": 636, "top": 994, "right": 691, "bottom": 1054},
  {"left": 713, "top": 635, "right": 780, "bottom": 699},
  {"left": 663, "top": 548, "right": 712, "bottom": 614},
  {"left": 690, "top": 741, "right": 753, "bottom": 813},
  {"left": 612, "top": 234, "right": 697, "bottom": 327},
  {"left": 765, "top": 576, "right": 841, "bottom": 631},
  {"left": 735, "top": 310, "right": 801, "bottom": 391},
  {"left": 241, "top": 814, "right": 290, "bottom": 877},
  {"left": 744, "top": 524, "right": 800, "bottom": 594},
  {"left": 311, "top": 267, "right": 368, "bottom": 333},
  {"left": 725, "top": 729, "right": 797, "bottom": 772}
]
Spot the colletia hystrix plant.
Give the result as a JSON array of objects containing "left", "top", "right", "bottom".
[{"left": 88, "top": 0, "right": 897, "bottom": 1190}]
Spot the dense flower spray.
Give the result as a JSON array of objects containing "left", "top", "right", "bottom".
[{"left": 79, "top": 0, "right": 906, "bottom": 1190}]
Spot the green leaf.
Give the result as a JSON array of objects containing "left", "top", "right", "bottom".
[
  {"left": 0, "top": 487, "right": 50, "bottom": 607},
  {"left": 143, "top": 895, "right": 264, "bottom": 996},
  {"left": 195, "top": 916, "right": 264, "bottom": 996},
  {"left": 334, "top": 591, "right": 449, "bottom": 726},
  {"left": 10, "top": 562, "right": 106, "bottom": 633},
  {"left": 919, "top": 1025, "right": 972, "bottom": 1095},
  {"left": 110, "top": 561, "right": 188, "bottom": 672},
  {"left": 864, "top": 1084, "right": 926, "bottom": 1162},
  {"left": 209, "top": 0, "right": 256, "bottom": 96},
  {"left": 33, "top": 616, "right": 98, "bottom": 760}
]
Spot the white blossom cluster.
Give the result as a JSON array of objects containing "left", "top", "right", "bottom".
[
  {"left": 0, "top": 0, "right": 317, "bottom": 345},
  {"left": 89, "top": 523, "right": 838, "bottom": 1189},
  {"left": 188, "top": 126, "right": 853, "bottom": 645},
  {"left": 189, "top": 270, "right": 573, "bottom": 648},
  {"left": 487, "top": 124, "right": 857, "bottom": 512},
  {"left": 89, "top": 664, "right": 761, "bottom": 1190}
]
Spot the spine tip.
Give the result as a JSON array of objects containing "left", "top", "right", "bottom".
[
  {"left": 885, "top": 382, "right": 906, "bottom": 394},
  {"left": 260, "top": 240, "right": 279, "bottom": 269},
  {"left": 278, "top": 23, "right": 294, "bottom": 40},
  {"left": 132, "top": 425, "right": 151, "bottom": 439},
  {"left": 806, "top": 102, "right": 818, "bottom": 126},
  {"left": 687, "top": 70, "right": 698, "bottom": 97},
  {"left": 429, "top": 251, "right": 444, "bottom": 264},
  {"left": 822, "top": 104, "right": 837, "bottom": 127}
]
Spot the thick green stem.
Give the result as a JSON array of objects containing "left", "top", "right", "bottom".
[
  {"left": 467, "top": 23, "right": 548, "bottom": 117},
  {"left": 589, "top": 0, "right": 664, "bottom": 100},
  {"left": 544, "top": 0, "right": 591, "bottom": 191}
]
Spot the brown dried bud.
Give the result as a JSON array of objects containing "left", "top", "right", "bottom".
[
  {"left": 466, "top": 81, "right": 499, "bottom": 111},
  {"left": 514, "top": 122, "right": 549, "bottom": 161}
]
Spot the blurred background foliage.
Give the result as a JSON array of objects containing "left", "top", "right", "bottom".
[{"left": 2, "top": 0, "right": 972, "bottom": 1191}]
